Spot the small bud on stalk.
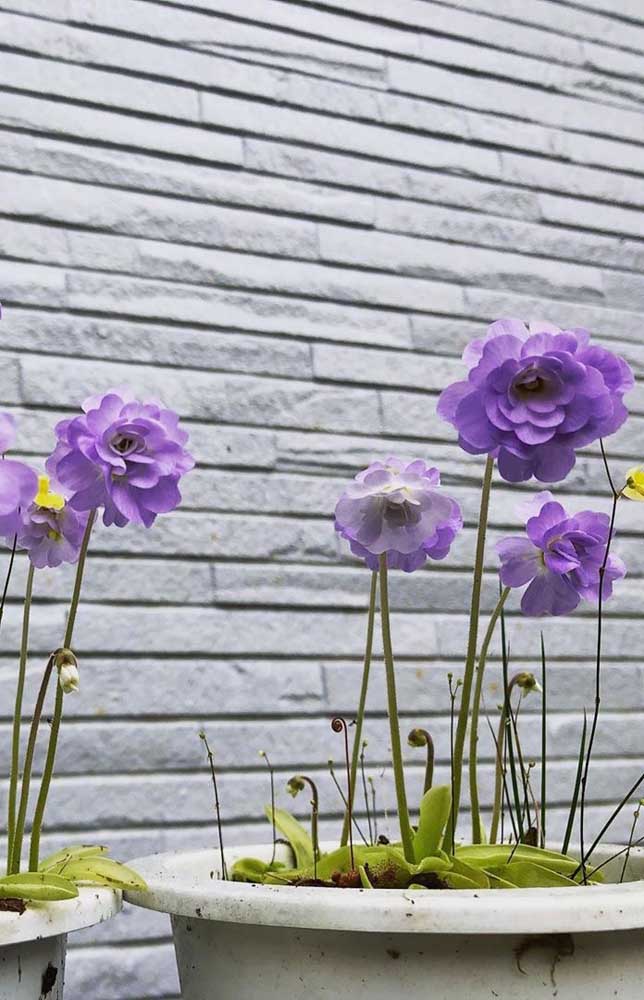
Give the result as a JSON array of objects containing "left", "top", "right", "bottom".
[{"left": 54, "top": 648, "right": 79, "bottom": 695}]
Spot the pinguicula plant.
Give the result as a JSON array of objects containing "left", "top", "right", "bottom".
[
  {"left": 225, "top": 318, "right": 644, "bottom": 892},
  {"left": 1, "top": 388, "right": 194, "bottom": 906}
]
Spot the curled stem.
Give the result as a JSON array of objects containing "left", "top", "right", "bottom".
[
  {"left": 7, "top": 563, "right": 34, "bottom": 874},
  {"left": 469, "top": 585, "right": 510, "bottom": 843},
  {"left": 342, "top": 570, "right": 377, "bottom": 847},
  {"left": 448, "top": 454, "right": 494, "bottom": 846},
  {"left": 378, "top": 556, "right": 414, "bottom": 862},
  {"left": 29, "top": 510, "right": 96, "bottom": 871},
  {"left": 408, "top": 728, "right": 435, "bottom": 795},
  {"left": 332, "top": 717, "right": 355, "bottom": 869},
  {"left": 288, "top": 775, "right": 320, "bottom": 878}
]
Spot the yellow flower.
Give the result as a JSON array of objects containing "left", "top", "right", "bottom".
[
  {"left": 34, "top": 474, "right": 65, "bottom": 511},
  {"left": 623, "top": 467, "right": 644, "bottom": 501}
]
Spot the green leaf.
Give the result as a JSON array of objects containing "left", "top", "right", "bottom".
[
  {"left": 39, "top": 844, "right": 109, "bottom": 874},
  {"left": 456, "top": 844, "right": 580, "bottom": 876},
  {"left": 0, "top": 872, "right": 78, "bottom": 901},
  {"left": 265, "top": 806, "right": 313, "bottom": 869},
  {"left": 413, "top": 785, "right": 452, "bottom": 863},
  {"left": 448, "top": 857, "right": 490, "bottom": 889},
  {"left": 443, "top": 872, "right": 481, "bottom": 889},
  {"left": 57, "top": 857, "right": 147, "bottom": 891},
  {"left": 487, "top": 862, "right": 576, "bottom": 889},
  {"left": 231, "top": 858, "right": 287, "bottom": 883}
]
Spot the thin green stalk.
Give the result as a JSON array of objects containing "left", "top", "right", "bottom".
[
  {"left": 561, "top": 710, "right": 587, "bottom": 856},
  {"left": 7, "top": 563, "right": 34, "bottom": 873},
  {"left": 469, "top": 585, "right": 510, "bottom": 843},
  {"left": 28, "top": 510, "right": 96, "bottom": 871},
  {"left": 9, "top": 654, "right": 55, "bottom": 873},
  {"left": 378, "top": 556, "right": 414, "bottom": 862},
  {"left": 447, "top": 454, "right": 494, "bottom": 846},
  {"left": 341, "top": 570, "right": 377, "bottom": 847}
]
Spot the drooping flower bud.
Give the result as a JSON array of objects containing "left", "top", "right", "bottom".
[
  {"left": 514, "top": 671, "right": 542, "bottom": 696},
  {"left": 55, "top": 648, "right": 79, "bottom": 694}
]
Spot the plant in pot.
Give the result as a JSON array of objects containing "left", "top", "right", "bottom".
[
  {"left": 126, "top": 319, "right": 644, "bottom": 1000},
  {"left": 0, "top": 390, "right": 194, "bottom": 998}
]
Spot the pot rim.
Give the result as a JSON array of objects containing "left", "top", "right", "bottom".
[
  {"left": 0, "top": 885, "right": 122, "bottom": 947},
  {"left": 124, "top": 841, "right": 644, "bottom": 936}
]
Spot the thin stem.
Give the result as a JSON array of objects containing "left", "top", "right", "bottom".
[
  {"left": 447, "top": 454, "right": 494, "bottom": 846},
  {"left": 576, "top": 769, "right": 644, "bottom": 876},
  {"left": 341, "top": 570, "right": 377, "bottom": 846},
  {"left": 288, "top": 775, "right": 319, "bottom": 878},
  {"left": 408, "top": 728, "right": 435, "bottom": 795},
  {"left": 332, "top": 718, "right": 355, "bottom": 869},
  {"left": 561, "top": 710, "right": 587, "bottom": 856},
  {"left": 368, "top": 777, "right": 378, "bottom": 843},
  {"left": 328, "top": 761, "right": 369, "bottom": 845},
  {"left": 469, "top": 586, "right": 510, "bottom": 843},
  {"left": 200, "top": 732, "right": 227, "bottom": 880},
  {"left": 620, "top": 803, "right": 642, "bottom": 884},
  {"left": 260, "top": 751, "right": 277, "bottom": 866},
  {"left": 7, "top": 563, "right": 34, "bottom": 874},
  {"left": 448, "top": 676, "right": 460, "bottom": 854},
  {"left": 378, "top": 556, "right": 414, "bottom": 862},
  {"left": 9, "top": 655, "right": 55, "bottom": 874},
  {"left": 579, "top": 487, "right": 620, "bottom": 882},
  {"left": 28, "top": 510, "right": 96, "bottom": 871},
  {"left": 359, "top": 742, "right": 373, "bottom": 845},
  {"left": 486, "top": 713, "right": 518, "bottom": 844},
  {"left": 0, "top": 534, "right": 18, "bottom": 628}
]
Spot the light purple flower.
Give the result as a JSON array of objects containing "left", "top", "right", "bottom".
[
  {"left": 335, "top": 457, "right": 462, "bottom": 573},
  {"left": 0, "top": 461, "right": 38, "bottom": 542},
  {"left": 46, "top": 390, "right": 195, "bottom": 528},
  {"left": 18, "top": 496, "right": 88, "bottom": 569},
  {"left": 496, "top": 491, "right": 625, "bottom": 616},
  {"left": 438, "top": 319, "right": 633, "bottom": 483}
]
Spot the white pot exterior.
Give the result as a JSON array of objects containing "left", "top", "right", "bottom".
[
  {"left": 0, "top": 886, "right": 121, "bottom": 1000},
  {"left": 126, "top": 842, "right": 644, "bottom": 1000}
]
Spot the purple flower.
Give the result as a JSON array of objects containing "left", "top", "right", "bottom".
[
  {"left": 46, "top": 390, "right": 195, "bottom": 528},
  {"left": 0, "top": 460, "right": 38, "bottom": 542},
  {"left": 438, "top": 319, "right": 633, "bottom": 483},
  {"left": 496, "top": 491, "right": 625, "bottom": 616},
  {"left": 335, "top": 457, "right": 462, "bottom": 573},
  {"left": 18, "top": 477, "right": 88, "bottom": 569}
]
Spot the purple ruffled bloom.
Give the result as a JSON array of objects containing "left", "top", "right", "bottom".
[
  {"left": 0, "top": 460, "right": 38, "bottom": 542},
  {"left": 335, "top": 457, "right": 462, "bottom": 573},
  {"left": 46, "top": 390, "right": 195, "bottom": 528},
  {"left": 438, "top": 319, "right": 633, "bottom": 483},
  {"left": 496, "top": 492, "right": 625, "bottom": 616},
  {"left": 18, "top": 502, "right": 88, "bottom": 569}
]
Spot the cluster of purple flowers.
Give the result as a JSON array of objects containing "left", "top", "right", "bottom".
[
  {"left": 0, "top": 389, "right": 194, "bottom": 570},
  {"left": 335, "top": 318, "right": 633, "bottom": 618}
]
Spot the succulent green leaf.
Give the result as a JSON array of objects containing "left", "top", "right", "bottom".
[
  {"left": 265, "top": 806, "right": 313, "bottom": 869},
  {"left": 0, "top": 872, "right": 78, "bottom": 901},
  {"left": 358, "top": 865, "right": 373, "bottom": 889},
  {"left": 456, "top": 844, "right": 580, "bottom": 875},
  {"left": 413, "top": 785, "right": 451, "bottom": 863},
  {"left": 487, "top": 862, "right": 576, "bottom": 888},
  {"left": 56, "top": 857, "right": 147, "bottom": 890},
  {"left": 443, "top": 872, "right": 481, "bottom": 889},
  {"left": 39, "top": 844, "right": 109, "bottom": 873}
]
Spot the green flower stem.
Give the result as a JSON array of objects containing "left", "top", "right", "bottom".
[
  {"left": 489, "top": 673, "right": 525, "bottom": 844},
  {"left": 447, "top": 454, "right": 494, "bottom": 847},
  {"left": 341, "top": 570, "right": 377, "bottom": 847},
  {"left": 28, "top": 509, "right": 96, "bottom": 872},
  {"left": 9, "top": 653, "right": 55, "bottom": 874},
  {"left": 469, "top": 585, "right": 510, "bottom": 844},
  {"left": 6, "top": 563, "right": 35, "bottom": 874},
  {"left": 379, "top": 555, "right": 414, "bottom": 862}
]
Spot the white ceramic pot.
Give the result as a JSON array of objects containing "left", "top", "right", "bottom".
[
  {"left": 126, "top": 842, "right": 644, "bottom": 1000},
  {"left": 0, "top": 886, "right": 121, "bottom": 999}
]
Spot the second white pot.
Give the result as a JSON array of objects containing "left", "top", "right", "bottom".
[
  {"left": 0, "top": 886, "right": 121, "bottom": 1000},
  {"left": 127, "top": 841, "right": 644, "bottom": 1000}
]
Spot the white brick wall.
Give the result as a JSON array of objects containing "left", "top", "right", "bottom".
[{"left": 1, "top": 1, "right": 644, "bottom": 996}]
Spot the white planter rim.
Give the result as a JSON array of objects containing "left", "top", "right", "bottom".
[
  {"left": 125, "top": 841, "right": 644, "bottom": 936},
  {"left": 0, "top": 885, "right": 121, "bottom": 947}
]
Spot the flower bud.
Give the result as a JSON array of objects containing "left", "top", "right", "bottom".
[
  {"left": 514, "top": 671, "right": 542, "bottom": 696},
  {"left": 54, "top": 648, "right": 79, "bottom": 694}
]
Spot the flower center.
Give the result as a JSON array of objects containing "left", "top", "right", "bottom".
[
  {"left": 111, "top": 433, "right": 138, "bottom": 456},
  {"left": 34, "top": 475, "right": 65, "bottom": 511},
  {"left": 513, "top": 365, "right": 548, "bottom": 400}
]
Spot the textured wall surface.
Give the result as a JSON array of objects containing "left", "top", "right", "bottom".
[{"left": 1, "top": 0, "right": 644, "bottom": 996}]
